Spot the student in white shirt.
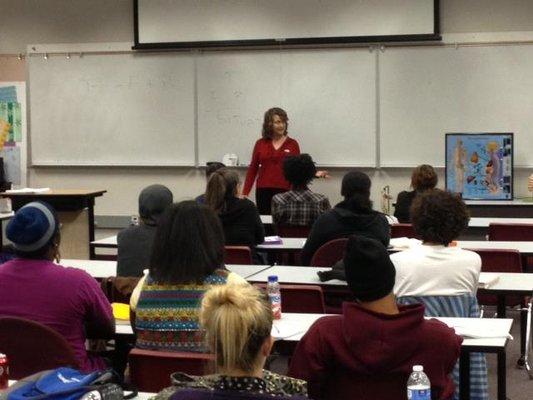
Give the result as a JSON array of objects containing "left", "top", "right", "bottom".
[{"left": 390, "top": 189, "right": 481, "bottom": 298}]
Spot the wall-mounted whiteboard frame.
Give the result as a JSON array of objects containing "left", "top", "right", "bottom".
[{"left": 133, "top": 0, "right": 440, "bottom": 50}]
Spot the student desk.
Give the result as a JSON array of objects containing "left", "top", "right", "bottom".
[
  {"left": 115, "top": 313, "right": 512, "bottom": 400},
  {"left": 2, "top": 189, "right": 106, "bottom": 259},
  {"left": 256, "top": 238, "right": 306, "bottom": 251},
  {"left": 465, "top": 199, "right": 533, "bottom": 218},
  {"left": 63, "top": 259, "right": 272, "bottom": 281}
]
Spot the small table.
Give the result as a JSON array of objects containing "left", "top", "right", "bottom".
[{"left": 2, "top": 189, "right": 106, "bottom": 259}]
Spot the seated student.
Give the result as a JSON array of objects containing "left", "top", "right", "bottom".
[
  {"left": 390, "top": 189, "right": 487, "bottom": 400},
  {"left": 117, "top": 184, "right": 173, "bottom": 277},
  {"left": 0, "top": 202, "right": 114, "bottom": 372},
  {"left": 130, "top": 201, "right": 246, "bottom": 352},
  {"left": 196, "top": 161, "right": 226, "bottom": 204},
  {"left": 289, "top": 235, "right": 461, "bottom": 400},
  {"left": 271, "top": 154, "right": 331, "bottom": 227},
  {"left": 394, "top": 164, "right": 437, "bottom": 223},
  {"left": 301, "top": 171, "right": 390, "bottom": 265},
  {"left": 205, "top": 168, "right": 265, "bottom": 262},
  {"left": 170, "top": 284, "right": 308, "bottom": 399}
]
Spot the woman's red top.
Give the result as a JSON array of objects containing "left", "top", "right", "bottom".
[{"left": 242, "top": 137, "right": 301, "bottom": 196}]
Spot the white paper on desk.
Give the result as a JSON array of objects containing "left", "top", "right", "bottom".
[
  {"left": 478, "top": 275, "right": 500, "bottom": 288},
  {"left": 389, "top": 237, "right": 421, "bottom": 249},
  {"left": 271, "top": 320, "right": 305, "bottom": 340},
  {"left": 452, "top": 325, "right": 513, "bottom": 340},
  {"left": 5, "top": 187, "right": 50, "bottom": 194}
]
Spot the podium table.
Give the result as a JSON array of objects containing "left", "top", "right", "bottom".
[{"left": 2, "top": 189, "right": 106, "bottom": 259}]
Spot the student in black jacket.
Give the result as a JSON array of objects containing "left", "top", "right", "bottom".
[
  {"left": 205, "top": 168, "right": 265, "bottom": 263},
  {"left": 301, "top": 171, "right": 390, "bottom": 265},
  {"left": 394, "top": 164, "right": 438, "bottom": 223}
]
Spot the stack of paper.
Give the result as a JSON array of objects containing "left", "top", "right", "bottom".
[
  {"left": 5, "top": 187, "right": 50, "bottom": 194},
  {"left": 452, "top": 325, "right": 512, "bottom": 339},
  {"left": 271, "top": 320, "right": 305, "bottom": 340},
  {"left": 262, "top": 236, "right": 283, "bottom": 245},
  {"left": 478, "top": 274, "right": 500, "bottom": 288},
  {"left": 389, "top": 237, "right": 422, "bottom": 250}
]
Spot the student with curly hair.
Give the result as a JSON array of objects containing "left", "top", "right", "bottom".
[
  {"left": 271, "top": 154, "right": 331, "bottom": 227},
  {"left": 394, "top": 164, "right": 438, "bottom": 223},
  {"left": 170, "top": 284, "right": 308, "bottom": 399},
  {"left": 390, "top": 189, "right": 487, "bottom": 400}
]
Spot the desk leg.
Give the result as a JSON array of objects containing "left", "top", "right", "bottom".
[
  {"left": 525, "top": 295, "right": 532, "bottom": 378},
  {"left": 88, "top": 198, "right": 96, "bottom": 260},
  {"left": 459, "top": 351, "right": 470, "bottom": 400},
  {"left": 497, "top": 350, "right": 507, "bottom": 400},
  {"left": 496, "top": 295, "right": 506, "bottom": 318},
  {"left": 518, "top": 308, "right": 527, "bottom": 367}
]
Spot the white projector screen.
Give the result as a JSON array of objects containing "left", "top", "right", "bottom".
[{"left": 134, "top": 0, "right": 439, "bottom": 49}]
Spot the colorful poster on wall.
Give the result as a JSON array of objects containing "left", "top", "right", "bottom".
[{"left": 0, "top": 83, "right": 26, "bottom": 187}]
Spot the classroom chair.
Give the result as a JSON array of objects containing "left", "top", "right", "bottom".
[
  {"left": 0, "top": 316, "right": 79, "bottom": 379},
  {"left": 254, "top": 283, "right": 326, "bottom": 314},
  {"left": 224, "top": 245, "right": 253, "bottom": 264},
  {"left": 315, "top": 371, "right": 408, "bottom": 400},
  {"left": 276, "top": 225, "right": 311, "bottom": 238},
  {"left": 390, "top": 223, "right": 419, "bottom": 239},
  {"left": 310, "top": 238, "right": 349, "bottom": 267},
  {"left": 128, "top": 348, "right": 215, "bottom": 392},
  {"left": 470, "top": 248, "right": 523, "bottom": 309},
  {"left": 488, "top": 223, "right": 533, "bottom": 270}
]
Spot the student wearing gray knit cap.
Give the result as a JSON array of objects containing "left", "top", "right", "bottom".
[
  {"left": 289, "top": 235, "right": 461, "bottom": 400},
  {"left": 0, "top": 201, "right": 114, "bottom": 372},
  {"left": 117, "top": 184, "right": 173, "bottom": 277}
]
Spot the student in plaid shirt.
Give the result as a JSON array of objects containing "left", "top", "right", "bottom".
[{"left": 271, "top": 154, "right": 331, "bottom": 227}]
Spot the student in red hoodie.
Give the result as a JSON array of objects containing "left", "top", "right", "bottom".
[{"left": 289, "top": 235, "right": 462, "bottom": 400}]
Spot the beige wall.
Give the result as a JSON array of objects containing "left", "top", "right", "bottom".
[{"left": 2, "top": 0, "right": 533, "bottom": 217}]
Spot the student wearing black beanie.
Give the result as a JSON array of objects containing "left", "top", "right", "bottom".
[{"left": 289, "top": 235, "right": 462, "bottom": 400}]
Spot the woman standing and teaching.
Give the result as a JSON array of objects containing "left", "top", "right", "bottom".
[{"left": 242, "top": 107, "right": 300, "bottom": 215}]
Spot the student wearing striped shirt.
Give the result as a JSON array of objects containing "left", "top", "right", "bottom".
[{"left": 130, "top": 201, "right": 246, "bottom": 352}]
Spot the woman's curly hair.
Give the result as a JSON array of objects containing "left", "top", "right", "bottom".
[{"left": 411, "top": 189, "right": 469, "bottom": 245}]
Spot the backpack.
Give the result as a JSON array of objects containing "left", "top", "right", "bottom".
[{"left": 2, "top": 368, "right": 124, "bottom": 400}]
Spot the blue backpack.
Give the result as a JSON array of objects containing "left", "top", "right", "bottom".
[{"left": 5, "top": 368, "right": 118, "bottom": 400}]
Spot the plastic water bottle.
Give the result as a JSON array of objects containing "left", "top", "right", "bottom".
[
  {"left": 267, "top": 275, "right": 282, "bottom": 319},
  {"left": 407, "top": 365, "right": 431, "bottom": 400}
]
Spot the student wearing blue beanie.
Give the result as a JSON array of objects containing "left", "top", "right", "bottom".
[{"left": 0, "top": 201, "right": 114, "bottom": 372}]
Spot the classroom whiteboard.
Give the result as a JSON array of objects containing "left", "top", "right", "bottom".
[
  {"left": 380, "top": 45, "right": 533, "bottom": 168},
  {"left": 29, "top": 52, "right": 195, "bottom": 166},
  {"left": 197, "top": 48, "right": 376, "bottom": 167}
]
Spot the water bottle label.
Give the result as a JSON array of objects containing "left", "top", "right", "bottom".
[{"left": 407, "top": 388, "right": 431, "bottom": 400}]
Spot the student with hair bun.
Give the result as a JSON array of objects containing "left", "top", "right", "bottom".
[
  {"left": 206, "top": 168, "right": 265, "bottom": 262},
  {"left": 169, "top": 284, "right": 308, "bottom": 399}
]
